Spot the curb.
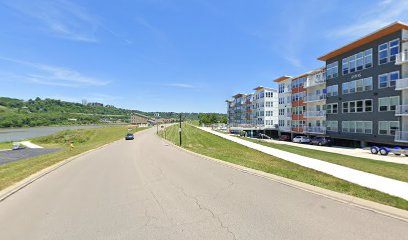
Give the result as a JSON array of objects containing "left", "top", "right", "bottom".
[
  {"left": 0, "top": 128, "right": 148, "bottom": 203},
  {"left": 157, "top": 132, "right": 408, "bottom": 222}
]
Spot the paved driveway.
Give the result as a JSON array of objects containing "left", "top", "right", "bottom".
[
  {"left": 0, "top": 128, "right": 407, "bottom": 239},
  {"left": 0, "top": 148, "right": 60, "bottom": 165}
]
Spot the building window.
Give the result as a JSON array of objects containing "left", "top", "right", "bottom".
[
  {"left": 326, "top": 85, "right": 338, "bottom": 97},
  {"left": 365, "top": 99, "right": 372, "bottom": 112},
  {"left": 342, "top": 48, "right": 372, "bottom": 75},
  {"left": 326, "top": 62, "right": 338, "bottom": 79},
  {"left": 326, "top": 103, "right": 338, "bottom": 114},
  {"left": 379, "top": 71, "right": 400, "bottom": 89},
  {"left": 326, "top": 121, "right": 338, "bottom": 132},
  {"left": 379, "top": 121, "right": 399, "bottom": 135},
  {"left": 378, "top": 96, "right": 399, "bottom": 112},
  {"left": 343, "top": 102, "right": 348, "bottom": 113},
  {"left": 342, "top": 77, "right": 372, "bottom": 95},
  {"left": 342, "top": 121, "right": 372, "bottom": 134},
  {"left": 379, "top": 39, "right": 400, "bottom": 65},
  {"left": 379, "top": 43, "right": 388, "bottom": 65}
]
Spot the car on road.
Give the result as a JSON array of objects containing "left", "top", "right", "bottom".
[
  {"left": 125, "top": 133, "right": 134, "bottom": 140},
  {"left": 292, "top": 136, "right": 310, "bottom": 144},
  {"left": 278, "top": 135, "right": 291, "bottom": 141},
  {"left": 310, "top": 136, "right": 333, "bottom": 146}
]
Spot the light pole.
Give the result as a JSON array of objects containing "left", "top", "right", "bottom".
[{"left": 179, "top": 113, "right": 182, "bottom": 146}]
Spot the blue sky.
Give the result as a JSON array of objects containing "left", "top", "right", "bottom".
[{"left": 0, "top": 0, "right": 407, "bottom": 113}]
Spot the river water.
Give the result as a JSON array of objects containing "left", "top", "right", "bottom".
[{"left": 0, "top": 125, "right": 105, "bottom": 142}]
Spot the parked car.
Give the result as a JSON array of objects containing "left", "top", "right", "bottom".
[
  {"left": 292, "top": 136, "right": 311, "bottom": 143},
  {"left": 310, "top": 136, "right": 332, "bottom": 146},
  {"left": 278, "top": 135, "right": 291, "bottom": 141},
  {"left": 125, "top": 133, "right": 134, "bottom": 140}
]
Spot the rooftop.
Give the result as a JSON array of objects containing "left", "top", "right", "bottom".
[{"left": 318, "top": 21, "right": 408, "bottom": 61}]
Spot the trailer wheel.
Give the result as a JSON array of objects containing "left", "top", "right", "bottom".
[
  {"left": 379, "top": 148, "right": 389, "bottom": 156},
  {"left": 370, "top": 147, "right": 379, "bottom": 154}
]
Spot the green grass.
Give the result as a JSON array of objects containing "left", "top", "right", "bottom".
[
  {"left": 159, "top": 124, "right": 408, "bottom": 210},
  {"left": 242, "top": 138, "right": 408, "bottom": 183},
  {"left": 0, "top": 126, "right": 148, "bottom": 190},
  {"left": 0, "top": 141, "right": 12, "bottom": 150}
]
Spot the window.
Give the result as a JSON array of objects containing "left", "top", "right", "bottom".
[
  {"left": 326, "top": 103, "right": 338, "bottom": 114},
  {"left": 326, "top": 62, "right": 338, "bottom": 79},
  {"left": 326, "top": 121, "right": 338, "bottom": 132},
  {"left": 379, "top": 96, "right": 399, "bottom": 112},
  {"left": 343, "top": 102, "right": 349, "bottom": 113},
  {"left": 379, "top": 121, "right": 400, "bottom": 135},
  {"left": 342, "top": 121, "right": 373, "bottom": 134},
  {"left": 349, "top": 81, "right": 356, "bottom": 93},
  {"left": 342, "top": 49, "right": 372, "bottom": 75},
  {"left": 379, "top": 71, "right": 399, "bottom": 88},
  {"left": 349, "top": 101, "right": 356, "bottom": 113},
  {"left": 342, "top": 82, "right": 349, "bottom": 94},
  {"left": 356, "top": 79, "right": 363, "bottom": 92},
  {"left": 365, "top": 99, "right": 372, "bottom": 112},
  {"left": 379, "top": 39, "right": 400, "bottom": 64},
  {"left": 326, "top": 85, "right": 338, "bottom": 97},
  {"left": 379, "top": 43, "right": 388, "bottom": 64},
  {"left": 356, "top": 100, "right": 363, "bottom": 112},
  {"left": 389, "top": 39, "right": 400, "bottom": 62},
  {"left": 363, "top": 77, "right": 373, "bottom": 91},
  {"left": 364, "top": 49, "right": 372, "bottom": 68},
  {"left": 342, "top": 58, "right": 349, "bottom": 75}
]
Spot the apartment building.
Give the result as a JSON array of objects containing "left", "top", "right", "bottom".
[
  {"left": 226, "top": 86, "right": 278, "bottom": 135},
  {"left": 274, "top": 76, "right": 292, "bottom": 133},
  {"left": 318, "top": 21, "right": 408, "bottom": 147},
  {"left": 304, "top": 67, "right": 327, "bottom": 135},
  {"left": 253, "top": 86, "right": 279, "bottom": 129},
  {"left": 291, "top": 74, "right": 307, "bottom": 134}
]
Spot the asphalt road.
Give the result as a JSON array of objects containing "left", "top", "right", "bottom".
[
  {"left": 0, "top": 128, "right": 407, "bottom": 240},
  {"left": 0, "top": 148, "right": 60, "bottom": 165}
]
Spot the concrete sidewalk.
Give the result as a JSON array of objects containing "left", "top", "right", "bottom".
[{"left": 199, "top": 127, "right": 408, "bottom": 201}]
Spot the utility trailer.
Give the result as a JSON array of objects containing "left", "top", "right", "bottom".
[{"left": 369, "top": 146, "right": 408, "bottom": 156}]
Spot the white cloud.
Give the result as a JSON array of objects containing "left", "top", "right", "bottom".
[
  {"left": 0, "top": 57, "right": 109, "bottom": 87},
  {"left": 5, "top": 0, "right": 99, "bottom": 42},
  {"left": 161, "top": 83, "right": 196, "bottom": 88},
  {"left": 328, "top": 0, "right": 408, "bottom": 39}
]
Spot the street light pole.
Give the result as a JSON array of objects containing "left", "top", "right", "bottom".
[{"left": 179, "top": 113, "right": 182, "bottom": 146}]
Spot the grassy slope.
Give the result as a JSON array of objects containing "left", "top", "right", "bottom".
[
  {"left": 0, "top": 142, "right": 12, "bottom": 150},
  {"left": 243, "top": 138, "right": 408, "bottom": 183},
  {"left": 159, "top": 124, "right": 408, "bottom": 210},
  {"left": 0, "top": 126, "right": 147, "bottom": 190}
]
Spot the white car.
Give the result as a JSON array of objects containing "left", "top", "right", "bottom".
[{"left": 292, "top": 136, "right": 311, "bottom": 143}]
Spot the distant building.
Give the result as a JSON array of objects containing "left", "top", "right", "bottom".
[
  {"left": 87, "top": 102, "right": 103, "bottom": 107},
  {"left": 82, "top": 99, "right": 88, "bottom": 105},
  {"left": 130, "top": 114, "right": 151, "bottom": 127}
]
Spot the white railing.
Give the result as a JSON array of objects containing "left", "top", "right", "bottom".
[
  {"left": 395, "top": 76, "right": 408, "bottom": 90},
  {"left": 305, "top": 94, "right": 326, "bottom": 102},
  {"left": 304, "top": 126, "right": 326, "bottom": 134},
  {"left": 279, "top": 126, "right": 291, "bottom": 132},
  {"left": 305, "top": 76, "right": 326, "bottom": 88},
  {"left": 396, "top": 51, "right": 408, "bottom": 65},
  {"left": 304, "top": 110, "right": 326, "bottom": 118},
  {"left": 395, "top": 105, "right": 408, "bottom": 115},
  {"left": 395, "top": 131, "right": 408, "bottom": 142}
]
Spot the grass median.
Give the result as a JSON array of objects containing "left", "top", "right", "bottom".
[
  {"left": 241, "top": 138, "right": 408, "bottom": 183},
  {"left": 0, "top": 126, "right": 147, "bottom": 191},
  {"left": 159, "top": 124, "right": 408, "bottom": 210}
]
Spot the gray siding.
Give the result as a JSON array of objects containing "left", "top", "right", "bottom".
[{"left": 325, "top": 30, "right": 403, "bottom": 145}]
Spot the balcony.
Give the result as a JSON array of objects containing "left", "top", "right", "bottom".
[
  {"left": 396, "top": 52, "right": 408, "bottom": 65},
  {"left": 304, "top": 76, "right": 326, "bottom": 88},
  {"left": 395, "top": 105, "right": 408, "bottom": 116},
  {"left": 304, "top": 110, "right": 326, "bottom": 118},
  {"left": 279, "top": 126, "right": 291, "bottom": 132},
  {"left": 395, "top": 76, "right": 408, "bottom": 90},
  {"left": 395, "top": 131, "right": 408, "bottom": 142},
  {"left": 304, "top": 94, "right": 326, "bottom": 103},
  {"left": 304, "top": 126, "right": 326, "bottom": 134}
]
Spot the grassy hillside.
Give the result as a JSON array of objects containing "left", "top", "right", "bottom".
[{"left": 0, "top": 97, "right": 226, "bottom": 128}]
